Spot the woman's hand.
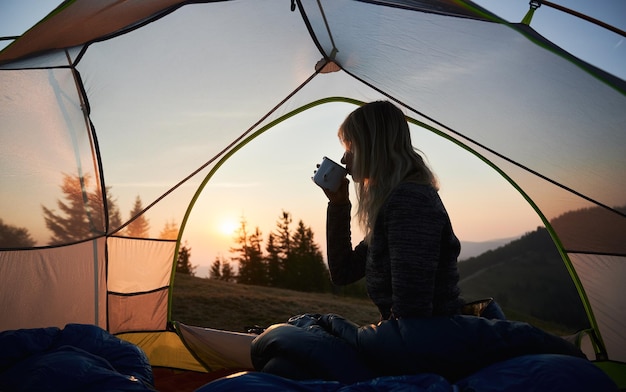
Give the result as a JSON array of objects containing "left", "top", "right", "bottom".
[{"left": 324, "top": 177, "right": 350, "bottom": 205}]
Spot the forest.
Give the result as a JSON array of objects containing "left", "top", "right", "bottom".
[{"left": 209, "top": 211, "right": 331, "bottom": 293}]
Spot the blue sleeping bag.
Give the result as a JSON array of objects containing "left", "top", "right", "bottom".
[
  {"left": 0, "top": 323, "right": 154, "bottom": 392},
  {"left": 236, "top": 313, "right": 618, "bottom": 391},
  {"left": 200, "top": 355, "right": 618, "bottom": 392}
]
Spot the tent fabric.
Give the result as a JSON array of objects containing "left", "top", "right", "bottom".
[
  {"left": 117, "top": 330, "right": 207, "bottom": 372},
  {"left": 0, "top": 0, "right": 189, "bottom": 65},
  {"left": 0, "top": 239, "right": 107, "bottom": 332},
  {"left": 107, "top": 237, "right": 175, "bottom": 334},
  {"left": 176, "top": 322, "right": 255, "bottom": 371},
  {"left": 0, "top": 0, "right": 624, "bottom": 382}
]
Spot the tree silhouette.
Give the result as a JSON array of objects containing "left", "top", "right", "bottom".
[
  {"left": 221, "top": 260, "right": 236, "bottom": 282},
  {"left": 265, "top": 232, "right": 281, "bottom": 287},
  {"left": 290, "top": 220, "right": 329, "bottom": 292},
  {"left": 210, "top": 255, "right": 236, "bottom": 282},
  {"left": 247, "top": 227, "right": 267, "bottom": 284},
  {"left": 177, "top": 240, "right": 196, "bottom": 276},
  {"left": 272, "top": 211, "right": 292, "bottom": 287},
  {"left": 0, "top": 219, "right": 36, "bottom": 248},
  {"left": 159, "top": 219, "right": 179, "bottom": 240},
  {"left": 274, "top": 211, "right": 292, "bottom": 261},
  {"left": 210, "top": 256, "right": 223, "bottom": 280},
  {"left": 42, "top": 173, "right": 121, "bottom": 245},
  {"left": 231, "top": 218, "right": 267, "bottom": 285},
  {"left": 227, "top": 211, "right": 330, "bottom": 293},
  {"left": 125, "top": 195, "right": 150, "bottom": 238}
]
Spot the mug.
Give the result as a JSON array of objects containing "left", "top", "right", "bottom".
[{"left": 312, "top": 156, "right": 347, "bottom": 192}]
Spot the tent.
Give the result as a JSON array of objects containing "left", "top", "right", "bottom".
[{"left": 1, "top": 0, "right": 624, "bottom": 388}]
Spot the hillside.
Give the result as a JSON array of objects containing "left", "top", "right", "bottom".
[
  {"left": 458, "top": 227, "right": 587, "bottom": 334},
  {"left": 171, "top": 273, "right": 379, "bottom": 332},
  {"left": 458, "top": 204, "right": 626, "bottom": 334},
  {"left": 172, "top": 229, "right": 582, "bottom": 335},
  {"left": 550, "top": 205, "right": 626, "bottom": 254},
  {"left": 459, "top": 237, "right": 519, "bottom": 261}
]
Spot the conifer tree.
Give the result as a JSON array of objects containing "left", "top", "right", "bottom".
[
  {"left": 108, "top": 195, "right": 123, "bottom": 232},
  {"left": 0, "top": 219, "right": 35, "bottom": 247},
  {"left": 125, "top": 195, "right": 150, "bottom": 238},
  {"left": 247, "top": 227, "right": 267, "bottom": 284},
  {"left": 177, "top": 240, "right": 196, "bottom": 276},
  {"left": 210, "top": 255, "right": 237, "bottom": 282},
  {"left": 43, "top": 173, "right": 121, "bottom": 244},
  {"left": 220, "top": 259, "right": 236, "bottom": 282},
  {"left": 226, "top": 211, "right": 330, "bottom": 292},
  {"left": 265, "top": 232, "right": 281, "bottom": 287},
  {"left": 273, "top": 211, "right": 292, "bottom": 287},
  {"left": 231, "top": 218, "right": 267, "bottom": 285},
  {"left": 159, "top": 219, "right": 179, "bottom": 240},
  {"left": 210, "top": 256, "right": 223, "bottom": 280},
  {"left": 274, "top": 211, "right": 292, "bottom": 258},
  {"left": 290, "top": 220, "right": 329, "bottom": 292}
]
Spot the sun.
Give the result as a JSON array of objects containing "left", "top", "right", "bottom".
[{"left": 218, "top": 219, "right": 238, "bottom": 237}]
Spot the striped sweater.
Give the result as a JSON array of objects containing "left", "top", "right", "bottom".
[{"left": 326, "top": 182, "right": 463, "bottom": 320}]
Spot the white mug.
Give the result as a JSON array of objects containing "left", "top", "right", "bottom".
[{"left": 312, "top": 156, "right": 347, "bottom": 192}]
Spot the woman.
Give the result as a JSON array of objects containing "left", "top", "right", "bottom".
[{"left": 322, "top": 101, "right": 463, "bottom": 320}]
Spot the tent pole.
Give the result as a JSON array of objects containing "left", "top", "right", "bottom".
[{"left": 537, "top": 0, "right": 626, "bottom": 37}]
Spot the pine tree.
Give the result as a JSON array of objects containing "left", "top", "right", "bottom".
[
  {"left": 0, "top": 219, "right": 35, "bottom": 247},
  {"left": 231, "top": 217, "right": 250, "bottom": 283},
  {"left": 125, "top": 195, "right": 150, "bottom": 238},
  {"left": 124, "top": 195, "right": 150, "bottom": 238},
  {"left": 210, "top": 256, "right": 223, "bottom": 280},
  {"left": 221, "top": 260, "right": 236, "bottom": 282},
  {"left": 231, "top": 217, "right": 267, "bottom": 285},
  {"left": 272, "top": 211, "right": 292, "bottom": 287},
  {"left": 291, "top": 220, "right": 329, "bottom": 292},
  {"left": 225, "top": 211, "right": 329, "bottom": 292},
  {"left": 177, "top": 241, "right": 196, "bottom": 276},
  {"left": 108, "top": 194, "right": 123, "bottom": 233},
  {"left": 275, "top": 211, "right": 292, "bottom": 261},
  {"left": 159, "top": 219, "right": 179, "bottom": 240},
  {"left": 210, "top": 255, "right": 237, "bottom": 282},
  {"left": 42, "top": 173, "right": 121, "bottom": 244},
  {"left": 265, "top": 232, "right": 281, "bottom": 287},
  {"left": 249, "top": 227, "right": 267, "bottom": 285}
]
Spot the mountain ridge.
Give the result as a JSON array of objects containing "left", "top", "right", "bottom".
[{"left": 459, "top": 236, "right": 521, "bottom": 261}]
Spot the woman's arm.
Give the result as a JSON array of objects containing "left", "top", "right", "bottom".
[{"left": 326, "top": 202, "right": 367, "bottom": 285}]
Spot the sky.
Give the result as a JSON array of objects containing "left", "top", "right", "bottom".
[{"left": 1, "top": 0, "right": 625, "bottom": 277}]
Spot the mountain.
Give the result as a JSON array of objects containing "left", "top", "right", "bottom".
[
  {"left": 459, "top": 237, "right": 520, "bottom": 261},
  {"left": 550, "top": 204, "right": 626, "bottom": 254},
  {"left": 458, "top": 227, "right": 588, "bottom": 333},
  {"left": 456, "top": 204, "right": 626, "bottom": 333}
]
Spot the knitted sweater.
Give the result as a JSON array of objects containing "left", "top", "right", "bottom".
[{"left": 326, "top": 182, "right": 462, "bottom": 319}]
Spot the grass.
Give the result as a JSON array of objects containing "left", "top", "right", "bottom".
[
  {"left": 170, "top": 274, "right": 380, "bottom": 332},
  {"left": 170, "top": 274, "right": 575, "bottom": 337}
]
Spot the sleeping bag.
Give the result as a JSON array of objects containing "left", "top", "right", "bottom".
[
  {"left": 200, "top": 354, "right": 619, "bottom": 392},
  {"left": 0, "top": 323, "right": 154, "bottom": 392},
  {"left": 250, "top": 314, "right": 596, "bottom": 383}
]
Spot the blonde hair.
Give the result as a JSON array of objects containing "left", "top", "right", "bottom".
[{"left": 339, "top": 101, "right": 438, "bottom": 243}]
